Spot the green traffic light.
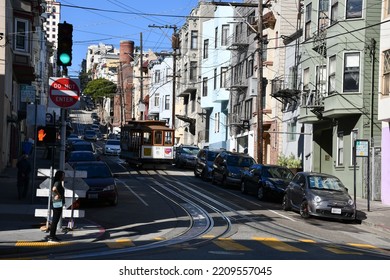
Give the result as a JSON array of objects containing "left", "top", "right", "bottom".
[{"left": 59, "top": 53, "right": 71, "bottom": 65}]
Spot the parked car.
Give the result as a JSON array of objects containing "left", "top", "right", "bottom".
[
  {"left": 211, "top": 151, "right": 256, "bottom": 187},
  {"left": 282, "top": 172, "right": 355, "bottom": 221},
  {"left": 174, "top": 145, "right": 200, "bottom": 168},
  {"left": 72, "top": 161, "right": 118, "bottom": 206},
  {"left": 83, "top": 129, "right": 97, "bottom": 141},
  {"left": 104, "top": 139, "right": 121, "bottom": 155},
  {"left": 66, "top": 151, "right": 99, "bottom": 163},
  {"left": 194, "top": 148, "right": 220, "bottom": 181},
  {"left": 240, "top": 164, "right": 294, "bottom": 201}
]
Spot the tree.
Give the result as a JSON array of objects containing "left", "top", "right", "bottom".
[{"left": 83, "top": 78, "right": 117, "bottom": 104}]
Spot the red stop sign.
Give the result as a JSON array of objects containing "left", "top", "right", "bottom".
[{"left": 49, "top": 78, "right": 80, "bottom": 108}]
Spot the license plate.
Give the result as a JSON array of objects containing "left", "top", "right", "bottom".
[
  {"left": 331, "top": 208, "right": 342, "bottom": 214},
  {"left": 88, "top": 193, "right": 98, "bottom": 199}
]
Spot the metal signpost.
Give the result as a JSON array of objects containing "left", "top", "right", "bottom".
[{"left": 354, "top": 139, "right": 370, "bottom": 216}]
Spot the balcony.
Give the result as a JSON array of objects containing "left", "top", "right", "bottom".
[
  {"left": 312, "top": 29, "right": 327, "bottom": 57},
  {"left": 322, "top": 93, "right": 363, "bottom": 119},
  {"left": 270, "top": 78, "right": 300, "bottom": 104},
  {"left": 227, "top": 34, "right": 249, "bottom": 51},
  {"left": 177, "top": 81, "right": 197, "bottom": 97},
  {"left": 298, "top": 89, "right": 324, "bottom": 123}
]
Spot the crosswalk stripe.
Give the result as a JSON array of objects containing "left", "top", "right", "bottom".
[
  {"left": 253, "top": 237, "right": 306, "bottom": 252},
  {"left": 213, "top": 238, "right": 251, "bottom": 251},
  {"left": 106, "top": 238, "right": 135, "bottom": 248}
]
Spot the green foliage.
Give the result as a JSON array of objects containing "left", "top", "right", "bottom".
[
  {"left": 277, "top": 153, "right": 301, "bottom": 168},
  {"left": 83, "top": 78, "right": 117, "bottom": 102}
]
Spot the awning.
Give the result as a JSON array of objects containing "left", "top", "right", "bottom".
[{"left": 176, "top": 114, "right": 196, "bottom": 135}]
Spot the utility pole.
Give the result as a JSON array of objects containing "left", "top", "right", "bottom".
[
  {"left": 256, "top": 1, "right": 264, "bottom": 164},
  {"left": 149, "top": 24, "right": 178, "bottom": 129},
  {"left": 140, "top": 32, "right": 144, "bottom": 120}
]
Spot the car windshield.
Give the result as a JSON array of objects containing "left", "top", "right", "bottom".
[
  {"left": 308, "top": 175, "right": 346, "bottom": 192},
  {"left": 182, "top": 147, "right": 199, "bottom": 155},
  {"left": 106, "top": 140, "right": 120, "bottom": 146},
  {"left": 75, "top": 164, "right": 112, "bottom": 178},
  {"left": 263, "top": 166, "right": 294, "bottom": 179}
]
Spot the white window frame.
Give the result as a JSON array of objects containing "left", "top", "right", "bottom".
[
  {"left": 343, "top": 52, "right": 360, "bottom": 93},
  {"left": 214, "top": 112, "right": 220, "bottom": 133},
  {"left": 346, "top": 0, "right": 363, "bottom": 19},
  {"left": 154, "top": 93, "right": 160, "bottom": 108},
  {"left": 337, "top": 132, "right": 344, "bottom": 166},
  {"left": 328, "top": 55, "right": 336, "bottom": 94},
  {"left": 14, "top": 18, "right": 29, "bottom": 52},
  {"left": 221, "top": 24, "right": 229, "bottom": 46}
]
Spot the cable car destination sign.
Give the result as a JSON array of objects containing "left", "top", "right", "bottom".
[{"left": 49, "top": 77, "right": 80, "bottom": 109}]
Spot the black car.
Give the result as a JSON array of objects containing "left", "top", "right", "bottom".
[
  {"left": 282, "top": 172, "right": 355, "bottom": 220},
  {"left": 66, "top": 151, "right": 99, "bottom": 163},
  {"left": 174, "top": 145, "right": 200, "bottom": 168},
  {"left": 72, "top": 161, "right": 118, "bottom": 206},
  {"left": 212, "top": 151, "right": 256, "bottom": 187},
  {"left": 240, "top": 164, "right": 294, "bottom": 201},
  {"left": 194, "top": 148, "right": 220, "bottom": 181}
]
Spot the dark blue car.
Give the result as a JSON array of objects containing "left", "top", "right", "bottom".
[
  {"left": 240, "top": 164, "right": 294, "bottom": 201},
  {"left": 194, "top": 148, "right": 220, "bottom": 181}
]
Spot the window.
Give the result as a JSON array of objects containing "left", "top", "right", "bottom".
[
  {"left": 346, "top": 0, "right": 362, "bottom": 19},
  {"left": 15, "top": 18, "right": 29, "bottom": 52},
  {"left": 318, "top": 0, "right": 329, "bottom": 31},
  {"left": 190, "top": 61, "right": 197, "bottom": 81},
  {"left": 164, "top": 131, "right": 172, "bottom": 145},
  {"left": 202, "top": 77, "right": 208, "bottom": 97},
  {"left": 343, "top": 52, "right": 360, "bottom": 92},
  {"left": 383, "top": 50, "right": 390, "bottom": 96},
  {"left": 191, "top": 31, "right": 198, "bottom": 49},
  {"left": 191, "top": 92, "right": 196, "bottom": 112},
  {"left": 164, "top": 95, "right": 170, "bottom": 110},
  {"left": 331, "top": 0, "right": 338, "bottom": 24},
  {"left": 337, "top": 132, "right": 344, "bottom": 166},
  {"left": 244, "top": 99, "right": 252, "bottom": 120},
  {"left": 316, "top": 65, "right": 327, "bottom": 97},
  {"left": 220, "top": 67, "right": 228, "bottom": 88},
  {"left": 328, "top": 55, "right": 336, "bottom": 94},
  {"left": 154, "top": 70, "right": 161, "bottom": 84},
  {"left": 247, "top": 11, "right": 256, "bottom": 36},
  {"left": 247, "top": 57, "right": 254, "bottom": 78},
  {"left": 214, "top": 112, "right": 220, "bottom": 133},
  {"left": 154, "top": 131, "right": 163, "bottom": 145},
  {"left": 305, "top": 3, "right": 312, "bottom": 40},
  {"left": 262, "top": 35, "right": 268, "bottom": 61},
  {"left": 214, "top": 69, "right": 217, "bottom": 90},
  {"left": 154, "top": 93, "right": 160, "bottom": 107},
  {"left": 215, "top": 27, "right": 218, "bottom": 48},
  {"left": 287, "top": 121, "right": 297, "bottom": 142},
  {"left": 221, "top": 24, "right": 229, "bottom": 46},
  {"left": 386, "top": 0, "right": 390, "bottom": 17},
  {"left": 203, "top": 39, "right": 209, "bottom": 59}
]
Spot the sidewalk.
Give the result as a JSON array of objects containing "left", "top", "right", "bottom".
[
  {"left": 0, "top": 147, "right": 104, "bottom": 246},
  {"left": 0, "top": 148, "right": 390, "bottom": 247}
]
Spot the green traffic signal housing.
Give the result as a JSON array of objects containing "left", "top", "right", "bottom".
[{"left": 57, "top": 22, "right": 73, "bottom": 67}]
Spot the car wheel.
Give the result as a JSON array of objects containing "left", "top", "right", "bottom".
[
  {"left": 256, "top": 186, "right": 265, "bottom": 201},
  {"left": 282, "top": 194, "right": 291, "bottom": 211},
  {"left": 211, "top": 172, "right": 217, "bottom": 185},
  {"left": 109, "top": 194, "right": 118, "bottom": 206},
  {"left": 194, "top": 168, "right": 200, "bottom": 177},
  {"left": 300, "top": 200, "right": 310, "bottom": 219},
  {"left": 241, "top": 181, "right": 248, "bottom": 194}
]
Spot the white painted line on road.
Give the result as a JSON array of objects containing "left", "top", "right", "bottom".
[
  {"left": 116, "top": 179, "right": 149, "bottom": 207},
  {"left": 268, "top": 209, "right": 296, "bottom": 221}
]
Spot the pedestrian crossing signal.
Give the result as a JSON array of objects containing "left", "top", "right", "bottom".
[{"left": 37, "top": 126, "right": 57, "bottom": 145}]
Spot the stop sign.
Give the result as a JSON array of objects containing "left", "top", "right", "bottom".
[{"left": 49, "top": 77, "right": 80, "bottom": 108}]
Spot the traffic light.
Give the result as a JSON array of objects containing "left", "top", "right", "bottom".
[
  {"left": 37, "top": 126, "right": 57, "bottom": 145},
  {"left": 57, "top": 22, "right": 73, "bottom": 67},
  {"left": 242, "top": 120, "right": 250, "bottom": 130}
]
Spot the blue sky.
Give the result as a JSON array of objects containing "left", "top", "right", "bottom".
[{"left": 59, "top": 0, "right": 201, "bottom": 76}]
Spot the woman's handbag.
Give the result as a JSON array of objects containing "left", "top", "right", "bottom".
[{"left": 53, "top": 198, "right": 63, "bottom": 208}]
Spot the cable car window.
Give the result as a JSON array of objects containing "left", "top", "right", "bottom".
[
  {"left": 155, "top": 131, "right": 162, "bottom": 145},
  {"left": 164, "top": 131, "right": 172, "bottom": 145},
  {"left": 143, "top": 132, "right": 152, "bottom": 144}
]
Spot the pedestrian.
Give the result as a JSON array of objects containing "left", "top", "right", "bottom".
[
  {"left": 16, "top": 153, "right": 32, "bottom": 200},
  {"left": 48, "top": 170, "right": 65, "bottom": 243}
]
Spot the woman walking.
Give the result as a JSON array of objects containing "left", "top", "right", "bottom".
[{"left": 48, "top": 170, "right": 65, "bottom": 242}]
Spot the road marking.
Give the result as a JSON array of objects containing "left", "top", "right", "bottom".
[
  {"left": 324, "top": 246, "right": 363, "bottom": 255},
  {"left": 253, "top": 237, "right": 306, "bottom": 252},
  {"left": 213, "top": 238, "right": 251, "bottom": 251},
  {"left": 347, "top": 243, "right": 378, "bottom": 249},
  {"left": 15, "top": 241, "right": 72, "bottom": 247},
  {"left": 117, "top": 179, "right": 149, "bottom": 206},
  {"left": 299, "top": 239, "right": 316, "bottom": 243},
  {"left": 106, "top": 238, "right": 135, "bottom": 248}
]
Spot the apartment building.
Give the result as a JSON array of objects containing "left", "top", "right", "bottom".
[{"left": 298, "top": 0, "right": 381, "bottom": 198}]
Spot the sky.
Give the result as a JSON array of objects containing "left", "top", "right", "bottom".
[{"left": 59, "top": 0, "right": 202, "bottom": 76}]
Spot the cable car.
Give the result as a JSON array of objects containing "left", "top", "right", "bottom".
[{"left": 120, "top": 120, "right": 174, "bottom": 168}]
